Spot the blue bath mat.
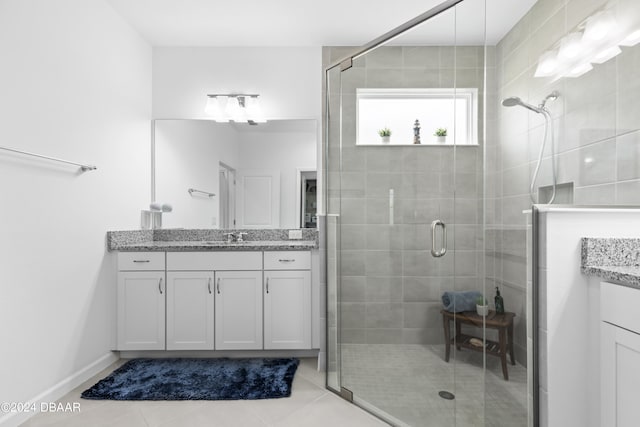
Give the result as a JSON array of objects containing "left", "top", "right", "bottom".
[{"left": 81, "top": 358, "right": 299, "bottom": 401}]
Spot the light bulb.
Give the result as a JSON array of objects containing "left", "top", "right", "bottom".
[
  {"left": 620, "top": 29, "right": 640, "bottom": 46},
  {"left": 592, "top": 45, "right": 621, "bottom": 64},
  {"left": 559, "top": 33, "right": 585, "bottom": 59},
  {"left": 534, "top": 50, "right": 559, "bottom": 77},
  {"left": 246, "top": 96, "right": 266, "bottom": 123},
  {"left": 226, "top": 97, "right": 247, "bottom": 122},
  {"left": 584, "top": 11, "right": 617, "bottom": 42},
  {"left": 565, "top": 62, "right": 593, "bottom": 78},
  {"left": 205, "top": 96, "right": 229, "bottom": 122}
]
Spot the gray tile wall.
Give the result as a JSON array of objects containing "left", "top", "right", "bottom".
[
  {"left": 491, "top": 0, "right": 640, "bottom": 364},
  {"left": 324, "top": 46, "right": 485, "bottom": 346}
]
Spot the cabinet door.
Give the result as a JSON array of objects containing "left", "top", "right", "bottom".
[
  {"left": 117, "top": 271, "right": 165, "bottom": 350},
  {"left": 215, "top": 271, "right": 263, "bottom": 350},
  {"left": 601, "top": 321, "right": 640, "bottom": 427},
  {"left": 166, "top": 271, "right": 214, "bottom": 350},
  {"left": 264, "top": 270, "right": 311, "bottom": 349}
]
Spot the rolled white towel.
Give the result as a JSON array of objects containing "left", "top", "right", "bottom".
[{"left": 161, "top": 203, "right": 173, "bottom": 213}]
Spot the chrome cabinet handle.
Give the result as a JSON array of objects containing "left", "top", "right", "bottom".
[
  {"left": 431, "top": 220, "right": 447, "bottom": 258},
  {"left": 216, "top": 277, "right": 221, "bottom": 294},
  {"left": 208, "top": 278, "right": 212, "bottom": 294},
  {"left": 278, "top": 259, "right": 295, "bottom": 262},
  {"left": 158, "top": 278, "right": 163, "bottom": 294},
  {"left": 266, "top": 277, "right": 269, "bottom": 294},
  {"left": 133, "top": 260, "right": 150, "bottom": 263}
]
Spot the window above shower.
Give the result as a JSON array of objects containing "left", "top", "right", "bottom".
[{"left": 356, "top": 88, "right": 478, "bottom": 146}]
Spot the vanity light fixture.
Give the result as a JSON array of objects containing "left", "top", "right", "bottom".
[
  {"left": 205, "top": 94, "right": 266, "bottom": 124},
  {"left": 532, "top": 7, "right": 640, "bottom": 80}
]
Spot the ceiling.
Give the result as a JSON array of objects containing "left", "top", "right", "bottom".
[{"left": 106, "top": 0, "right": 538, "bottom": 47}]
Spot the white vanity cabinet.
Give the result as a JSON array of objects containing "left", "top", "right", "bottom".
[
  {"left": 215, "top": 270, "right": 263, "bottom": 350},
  {"left": 116, "top": 249, "right": 313, "bottom": 352},
  {"left": 117, "top": 252, "right": 166, "bottom": 350},
  {"left": 601, "top": 281, "right": 640, "bottom": 427},
  {"left": 166, "top": 271, "right": 214, "bottom": 350},
  {"left": 264, "top": 251, "right": 311, "bottom": 349},
  {"left": 166, "top": 251, "right": 263, "bottom": 351}
]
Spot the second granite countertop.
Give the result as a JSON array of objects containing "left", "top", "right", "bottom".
[{"left": 581, "top": 237, "right": 640, "bottom": 288}]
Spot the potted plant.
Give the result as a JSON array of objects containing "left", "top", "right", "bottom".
[
  {"left": 378, "top": 127, "right": 391, "bottom": 143},
  {"left": 434, "top": 128, "right": 447, "bottom": 143},
  {"left": 476, "top": 295, "right": 489, "bottom": 316}
]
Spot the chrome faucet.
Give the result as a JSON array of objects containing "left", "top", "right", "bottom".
[
  {"left": 237, "top": 232, "right": 248, "bottom": 242},
  {"left": 224, "top": 232, "right": 236, "bottom": 243}
]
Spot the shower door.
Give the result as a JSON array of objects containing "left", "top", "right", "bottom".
[{"left": 325, "top": 2, "right": 492, "bottom": 426}]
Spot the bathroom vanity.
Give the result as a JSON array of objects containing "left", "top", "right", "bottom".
[
  {"left": 581, "top": 237, "right": 640, "bottom": 427},
  {"left": 108, "top": 229, "right": 318, "bottom": 353}
]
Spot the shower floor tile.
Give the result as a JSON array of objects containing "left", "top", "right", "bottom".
[{"left": 338, "top": 344, "right": 528, "bottom": 427}]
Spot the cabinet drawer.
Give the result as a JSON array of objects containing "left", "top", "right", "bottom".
[
  {"left": 118, "top": 252, "right": 165, "bottom": 271},
  {"left": 264, "top": 251, "right": 311, "bottom": 270},
  {"left": 167, "top": 251, "right": 262, "bottom": 271}
]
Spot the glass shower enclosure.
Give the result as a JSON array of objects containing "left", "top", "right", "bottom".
[{"left": 324, "top": 1, "right": 531, "bottom": 426}]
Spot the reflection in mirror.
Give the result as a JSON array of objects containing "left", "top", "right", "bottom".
[
  {"left": 297, "top": 169, "right": 317, "bottom": 228},
  {"left": 153, "top": 119, "right": 317, "bottom": 229}
]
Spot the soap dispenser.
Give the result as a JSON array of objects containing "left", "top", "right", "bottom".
[{"left": 495, "top": 286, "right": 505, "bottom": 314}]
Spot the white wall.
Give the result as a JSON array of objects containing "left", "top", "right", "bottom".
[
  {"left": 152, "top": 47, "right": 322, "bottom": 121},
  {"left": 0, "top": 1, "right": 151, "bottom": 425},
  {"left": 537, "top": 207, "right": 640, "bottom": 427},
  {"left": 155, "top": 120, "right": 239, "bottom": 228}
]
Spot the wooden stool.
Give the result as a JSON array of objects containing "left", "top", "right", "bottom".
[{"left": 441, "top": 309, "right": 516, "bottom": 380}]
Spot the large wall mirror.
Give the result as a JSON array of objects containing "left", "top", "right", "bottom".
[{"left": 153, "top": 119, "right": 317, "bottom": 229}]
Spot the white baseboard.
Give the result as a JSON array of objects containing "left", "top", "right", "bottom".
[
  {"left": 317, "top": 351, "right": 326, "bottom": 371},
  {"left": 0, "top": 352, "right": 119, "bottom": 427}
]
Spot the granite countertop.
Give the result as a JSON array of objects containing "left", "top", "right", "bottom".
[
  {"left": 107, "top": 229, "right": 319, "bottom": 252},
  {"left": 113, "top": 240, "right": 318, "bottom": 252},
  {"left": 581, "top": 238, "right": 640, "bottom": 288}
]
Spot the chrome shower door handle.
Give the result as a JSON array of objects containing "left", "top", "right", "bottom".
[{"left": 431, "top": 220, "right": 447, "bottom": 257}]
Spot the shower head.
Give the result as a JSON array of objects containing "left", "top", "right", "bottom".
[
  {"left": 501, "top": 96, "right": 544, "bottom": 114},
  {"left": 501, "top": 96, "right": 522, "bottom": 107},
  {"left": 540, "top": 90, "right": 560, "bottom": 108},
  {"left": 502, "top": 91, "right": 560, "bottom": 114}
]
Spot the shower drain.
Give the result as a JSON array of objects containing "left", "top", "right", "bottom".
[{"left": 438, "top": 390, "right": 455, "bottom": 400}]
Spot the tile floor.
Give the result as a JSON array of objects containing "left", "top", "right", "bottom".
[
  {"left": 338, "top": 344, "right": 528, "bottom": 427},
  {"left": 20, "top": 358, "right": 388, "bottom": 427}
]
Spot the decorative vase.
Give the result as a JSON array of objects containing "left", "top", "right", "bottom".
[
  {"left": 476, "top": 304, "right": 489, "bottom": 316},
  {"left": 381, "top": 136, "right": 390, "bottom": 144},
  {"left": 437, "top": 136, "right": 446, "bottom": 143}
]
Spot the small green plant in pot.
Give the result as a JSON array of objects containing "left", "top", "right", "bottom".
[
  {"left": 378, "top": 127, "right": 392, "bottom": 143},
  {"left": 476, "top": 295, "right": 489, "bottom": 316},
  {"left": 434, "top": 128, "right": 447, "bottom": 143}
]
